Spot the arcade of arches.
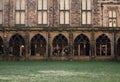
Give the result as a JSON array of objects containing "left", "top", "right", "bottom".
[{"left": 0, "top": 33, "right": 120, "bottom": 60}]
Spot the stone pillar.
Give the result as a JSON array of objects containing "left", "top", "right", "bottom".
[
  {"left": 47, "top": 30, "right": 51, "bottom": 59},
  {"left": 25, "top": 31, "right": 29, "bottom": 60},
  {"left": 3, "top": 31, "right": 9, "bottom": 60},
  {"left": 111, "top": 32, "right": 115, "bottom": 58},
  {"left": 69, "top": 31, "right": 73, "bottom": 59},
  {"left": 78, "top": 45, "right": 80, "bottom": 56},
  {"left": 113, "top": 31, "right": 117, "bottom": 60},
  {"left": 91, "top": 29, "right": 95, "bottom": 60},
  {"left": 114, "top": 32, "right": 117, "bottom": 60}
]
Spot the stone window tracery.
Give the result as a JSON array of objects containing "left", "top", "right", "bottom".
[
  {"left": 108, "top": 10, "right": 117, "bottom": 27},
  {"left": 15, "top": 0, "right": 25, "bottom": 25},
  {"left": 60, "top": 0, "right": 70, "bottom": 25},
  {"left": 38, "top": 0, "right": 48, "bottom": 25},
  {"left": 81, "top": 0, "right": 92, "bottom": 25}
]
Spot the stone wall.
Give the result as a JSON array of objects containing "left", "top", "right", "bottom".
[{"left": 2, "top": 0, "right": 120, "bottom": 27}]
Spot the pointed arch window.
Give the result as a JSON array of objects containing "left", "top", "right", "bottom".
[
  {"left": 31, "top": 34, "right": 46, "bottom": 56},
  {"left": 74, "top": 34, "right": 90, "bottom": 56},
  {"left": 108, "top": 10, "right": 117, "bottom": 27},
  {"left": 52, "top": 34, "right": 68, "bottom": 56},
  {"left": 9, "top": 34, "right": 25, "bottom": 57},
  {"left": 96, "top": 34, "right": 111, "bottom": 56}
]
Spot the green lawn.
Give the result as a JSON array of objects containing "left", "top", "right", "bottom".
[{"left": 0, "top": 61, "right": 120, "bottom": 82}]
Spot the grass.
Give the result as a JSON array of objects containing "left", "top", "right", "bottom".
[{"left": 0, "top": 60, "right": 120, "bottom": 82}]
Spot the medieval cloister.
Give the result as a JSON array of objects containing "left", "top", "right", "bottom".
[{"left": 0, "top": 0, "right": 120, "bottom": 60}]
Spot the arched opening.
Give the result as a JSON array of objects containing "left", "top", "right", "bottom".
[
  {"left": 9, "top": 34, "right": 25, "bottom": 58},
  {"left": 96, "top": 34, "right": 111, "bottom": 56},
  {"left": 52, "top": 34, "right": 68, "bottom": 56},
  {"left": 0, "top": 37, "right": 3, "bottom": 55},
  {"left": 31, "top": 34, "right": 46, "bottom": 56},
  {"left": 74, "top": 34, "right": 90, "bottom": 56},
  {"left": 117, "top": 38, "right": 120, "bottom": 56}
]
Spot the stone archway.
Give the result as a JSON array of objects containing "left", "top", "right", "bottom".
[
  {"left": 31, "top": 34, "right": 46, "bottom": 56},
  {"left": 73, "top": 34, "right": 90, "bottom": 56},
  {"left": 9, "top": 34, "right": 25, "bottom": 58},
  {"left": 117, "top": 38, "right": 120, "bottom": 56},
  {"left": 0, "top": 37, "right": 3, "bottom": 56},
  {"left": 96, "top": 34, "right": 111, "bottom": 56},
  {"left": 52, "top": 34, "right": 68, "bottom": 56}
]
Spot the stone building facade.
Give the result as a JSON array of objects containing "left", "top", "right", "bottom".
[{"left": 0, "top": 0, "right": 120, "bottom": 60}]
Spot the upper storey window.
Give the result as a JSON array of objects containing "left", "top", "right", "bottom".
[
  {"left": 82, "top": 0, "right": 92, "bottom": 25},
  {"left": 0, "top": 0, "right": 3, "bottom": 25},
  {"left": 60, "top": 0, "right": 70, "bottom": 25},
  {"left": 15, "top": 0, "right": 25, "bottom": 25},
  {"left": 38, "top": 0, "right": 48, "bottom": 25},
  {"left": 16, "top": 0, "right": 25, "bottom": 10},
  {"left": 108, "top": 10, "right": 117, "bottom": 27}
]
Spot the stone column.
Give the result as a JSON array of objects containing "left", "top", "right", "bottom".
[
  {"left": 113, "top": 31, "right": 117, "bottom": 59},
  {"left": 69, "top": 31, "right": 73, "bottom": 59},
  {"left": 91, "top": 29, "right": 95, "bottom": 60},
  {"left": 3, "top": 31, "right": 9, "bottom": 60},
  {"left": 78, "top": 45, "right": 80, "bottom": 56},
  {"left": 25, "top": 31, "right": 29, "bottom": 60},
  {"left": 114, "top": 32, "right": 117, "bottom": 60},
  {"left": 47, "top": 29, "right": 51, "bottom": 59},
  {"left": 111, "top": 32, "right": 115, "bottom": 58}
]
